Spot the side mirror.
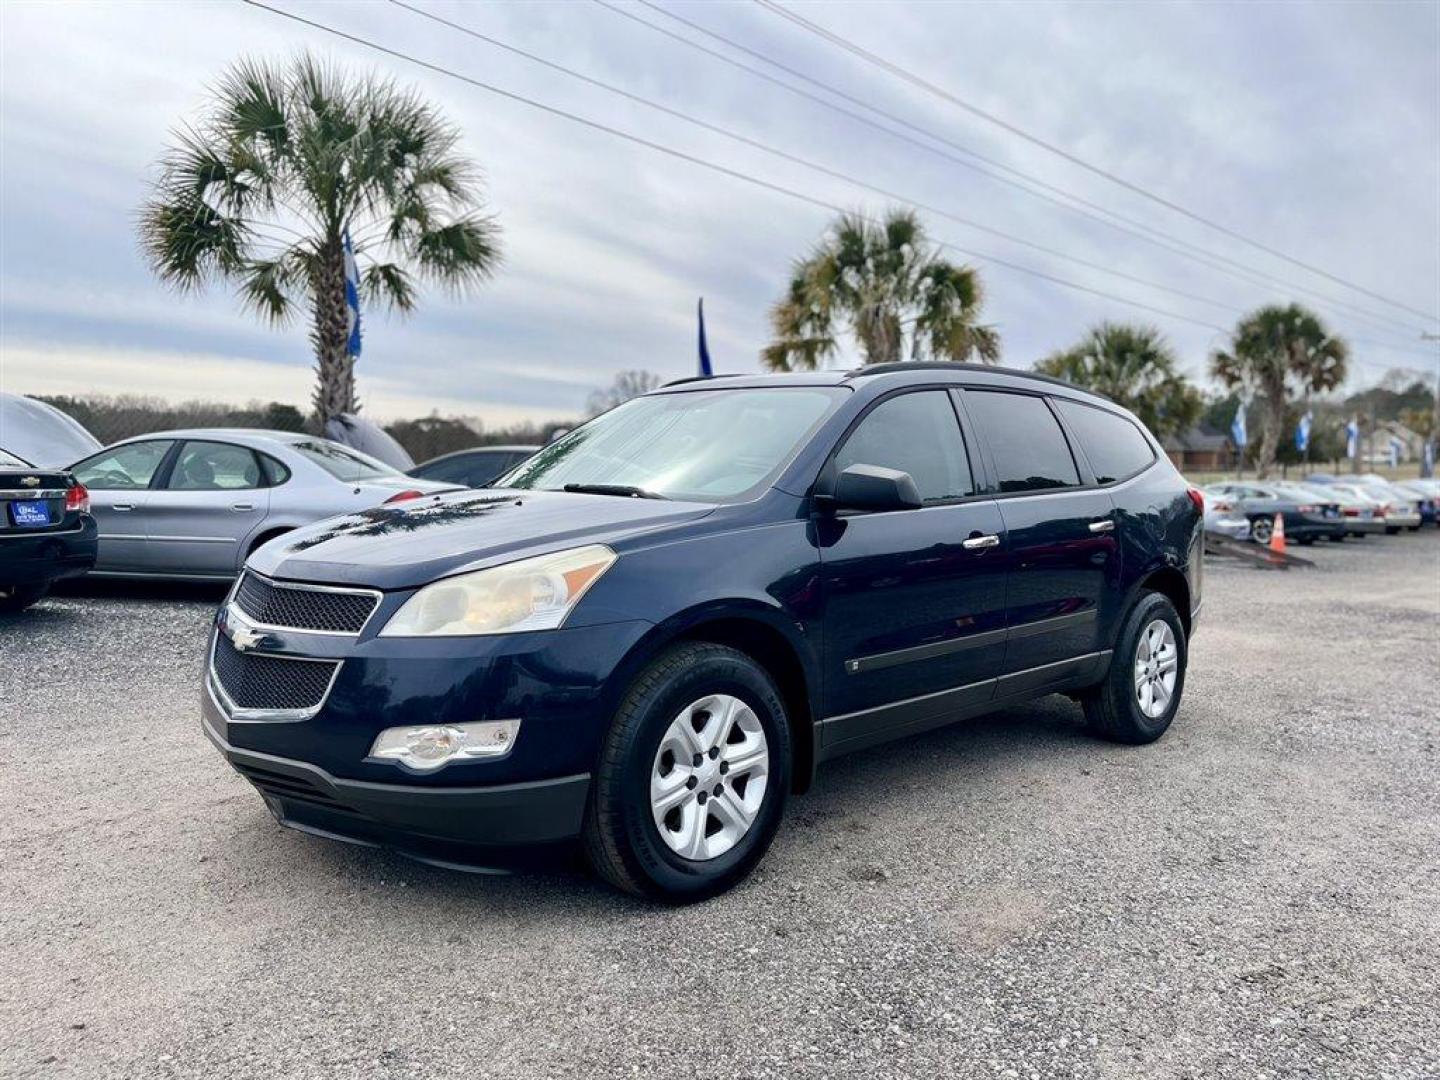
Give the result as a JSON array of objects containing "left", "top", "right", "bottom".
[{"left": 829, "top": 464, "right": 923, "bottom": 512}]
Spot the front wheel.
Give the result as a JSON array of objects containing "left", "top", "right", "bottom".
[
  {"left": 583, "top": 643, "right": 791, "bottom": 902},
  {"left": 1249, "top": 516, "right": 1274, "bottom": 545},
  {"left": 1081, "top": 592, "right": 1187, "bottom": 745}
]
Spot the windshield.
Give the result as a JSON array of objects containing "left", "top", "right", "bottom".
[
  {"left": 501, "top": 387, "right": 845, "bottom": 501},
  {"left": 290, "top": 439, "right": 400, "bottom": 482},
  {"left": 0, "top": 448, "right": 31, "bottom": 468}
]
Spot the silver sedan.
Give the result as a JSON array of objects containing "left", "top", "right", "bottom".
[{"left": 70, "top": 429, "right": 457, "bottom": 580}]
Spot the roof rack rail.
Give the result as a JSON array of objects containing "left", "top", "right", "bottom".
[
  {"left": 661, "top": 373, "right": 747, "bottom": 388},
  {"left": 843, "top": 361, "right": 1078, "bottom": 391}
]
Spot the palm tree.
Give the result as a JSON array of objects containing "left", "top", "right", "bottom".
[
  {"left": 139, "top": 55, "right": 502, "bottom": 426},
  {"left": 1210, "top": 304, "right": 1348, "bottom": 478},
  {"left": 762, "top": 209, "right": 999, "bottom": 370},
  {"left": 1036, "top": 322, "right": 1201, "bottom": 440}
]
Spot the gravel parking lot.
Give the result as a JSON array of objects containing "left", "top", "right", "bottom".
[{"left": 3, "top": 534, "right": 1437, "bottom": 1080}]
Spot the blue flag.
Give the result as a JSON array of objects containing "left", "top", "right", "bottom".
[
  {"left": 1230, "top": 400, "right": 1247, "bottom": 448},
  {"left": 1295, "top": 410, "right": 1312, "bottom": 453},
  {"left": 343, "top": 229, "right": 362, "bottom": 358},
  {"left": 1345, "top": 416, "right": 1360, "bottom": 460},
  {"left": 697, "top": 297, "right": 713, "bottom": 377},
  {"left": 1389, "top": 436, "right": 1402, "bottom": 469},
  {"left": 1423, "top": 439, "right": 1435, "bottom": 478}
]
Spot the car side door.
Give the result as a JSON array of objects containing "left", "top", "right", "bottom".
[
  {"left": 962, "top": 389, "right": 1118, "bottom": 689},
  {"left": 144, "top": 440, "right": 270, "bottom": 575},
  {"left": 816, "top": 388, "right": 1008, "bottom": 747},
  {"left": 70, "top": 440, "right": 176, "bottom": 572}
]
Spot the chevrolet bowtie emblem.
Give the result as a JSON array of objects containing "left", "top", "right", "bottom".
[
  {"left": 20, "top": 476, "right": 41, "bottom": 487},
  {"left": 228, "top": 622, "right": 267, "bottom": 652}
]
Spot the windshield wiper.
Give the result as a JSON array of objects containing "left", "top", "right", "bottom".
[{"left": 561, "top": 483, "right": 667, "bottom": 500}]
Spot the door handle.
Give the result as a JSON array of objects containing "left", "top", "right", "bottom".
[
  {"left": 230, "top": 503, "right": 255, "bottom": 512},
  {"left": 113, "top": 504, "right": 134, "bottom": 512},
  {"left": 1089, "top": 519, "right": 1115, "bottom": 533},
  {"left": 962, "top": 533, "right": 1000, "bottom": 550}
]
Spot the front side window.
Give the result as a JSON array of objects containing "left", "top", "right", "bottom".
[
  {"left": 965, "top": 391, "right": 1079, "bottom": 493},
  {"left": 290, "top": 439, "right": 399, "bottom": 482},
  {"left": 73, "top": 440, "right": 174, "bottom": 490},
  {"left": 1051, "top": 399, "right": 1156, "bottom": 484},
  {"left": 834, "top": 390, "right": 973, "bottom": 503},
  {"left": 169, "top": 441, "right": 263, "bottom": 490},
  {"left": 503, "top": 388, "right": 844, "bottom": 502}
]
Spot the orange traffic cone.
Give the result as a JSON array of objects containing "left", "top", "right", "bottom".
[{"left": 1268, "top": 512, "right": 1287, "bottom": 556}]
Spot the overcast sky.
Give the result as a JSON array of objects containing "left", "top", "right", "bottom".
[{"left": 1, "top": 0, "right": 1436, "bottom": 426}]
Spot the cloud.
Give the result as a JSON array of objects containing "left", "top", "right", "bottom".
[{"left": 0, "top": 0, "right": 1435, "bottom": 419}]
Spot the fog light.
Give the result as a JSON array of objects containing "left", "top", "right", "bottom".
[{"left": 369, "top": 720, "right": 520, "bottom": 771}]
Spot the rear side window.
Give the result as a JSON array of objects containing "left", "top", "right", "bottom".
[
  {"left": 834, "top": 390, "right": 973, "bottom": 502},
  {"left": 965, "top": 391, "right": 1079, "bottom": 493},
  {"left": 259, "top": 453, "right": 291, "bottom": 486},
  {"left": 169, "top": 441, "right": 262, "bottom": 490},
  {"left": 1052, "top": 399, "right": 1156, "bottom": 484}
]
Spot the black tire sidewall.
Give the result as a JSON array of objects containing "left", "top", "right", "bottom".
[
  {"left": 611, "top": 649, "right": 791, "bottom": 900},
  {"left": 1111, "top": 593, "right": 1187, "bottom": 740}
]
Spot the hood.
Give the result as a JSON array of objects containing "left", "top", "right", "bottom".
[{"left": 249, "top": 487, "right": 715, "bottom": 589}]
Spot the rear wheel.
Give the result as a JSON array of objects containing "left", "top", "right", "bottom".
[
  {"left": 583, "top": 643, "right": 791, "bottom": 902},
  {"left": 0, "top": 583, "right": 49, "bottom": 613},
  {"left": 1249, "top": 516, "right": 1274, "bottom": 545},
  {"left": 1081, "top": 592, "right": 1187, "bottom": 745}
]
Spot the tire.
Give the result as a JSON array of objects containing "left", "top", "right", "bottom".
[
  {"left": 583, "top": 642, "right": 791, "bottom": 903},
  {"left": 1328, "top": 534, "right": 1345, "bottom": 543},
  {"left": 0, "top": 583, "right": 49, "bottom": 613},
  {"left": 1386, "top": 526, "right": 1400, "bottom": 536},
  {"left": 1081, "top": 592, "right": 1187, "bottom": 745},
  {"left": 1298, "top": 536, "right": 1315, "bottom": 546},
  {"left": 1249, "top": 516, "right": 1273, "bottom": 545}
]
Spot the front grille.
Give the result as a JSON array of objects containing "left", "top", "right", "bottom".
[
  {"left": 211, "top": 633, "right": 339, "bottom": 714},
  {"left": 233, "top": 763, "right": 358, "bottom": 815},
  {"left": 234, "top": 572, "right": 377, "bottom": 634}
]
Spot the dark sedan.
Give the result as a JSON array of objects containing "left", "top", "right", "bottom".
[
  {"left": 1202, "top": 481, "right": 1346, "bottom": 544},
  {"left": 0, "top": 448, "right": 98, "bottom": 611},
  {"left": 408, "top": 445, "right": 541, "bottom": 488}
]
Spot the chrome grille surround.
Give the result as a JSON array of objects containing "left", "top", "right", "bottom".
[
  {"left": 208, "top": 630, "right": 343, "bottom": 723},
  {"left": 232, "top": 571, "right": 381, "bottom": 636}
]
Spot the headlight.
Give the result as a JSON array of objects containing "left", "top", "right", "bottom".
[{"left": 379, "top": 545, "right": 617, "bottom": 637}]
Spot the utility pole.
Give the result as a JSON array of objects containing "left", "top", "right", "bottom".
[{"left": 1423, "top": 333, "right": 1439, "bottom": 478}]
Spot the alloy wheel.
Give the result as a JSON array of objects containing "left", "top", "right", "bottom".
[
  {"left": 650, "top": 694, "right": 770, "bottom": 861},
  {"left": 1133, "top": 619, "right": 1179, "bottom": 719}
]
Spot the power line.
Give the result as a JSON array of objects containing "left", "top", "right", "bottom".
[
  {"left": 615, "top": 0, "right": 1427, "bottom": 340},
  {"left": 388, "top": 0, "right": 1252, "bottom": 321},
  {"left": 238, "top": 1, "right": 1431, "bottom": 380},
  {"left": 238, "top": 0, "right": 1246, "bottom": 339},
  {"left": 754, "top": 0, "right": 1440, "bottom": 325}
]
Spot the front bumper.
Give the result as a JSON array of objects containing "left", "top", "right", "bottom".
[{"left": 204, "top": 702, "right": 591, "bottom": 860}]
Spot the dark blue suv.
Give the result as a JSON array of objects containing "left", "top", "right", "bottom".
[{"left": 204, "top": 365, "right": 1202, "bottom": 901}]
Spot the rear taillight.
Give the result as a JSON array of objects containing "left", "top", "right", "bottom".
[
  {"left": 1343, "top": 508, "right": 1359, "bottom": 517},
  {"left": 1297, "top": 505, "right": 1315, "bottom": 513},
  {"left": 1187, "top": 488, "right": 1204, "bottom": 513},
  {"left": 65, "top": 482, "right": 89, "bottom": 514},
  {"left": 384, "top": 489, "right": 426, "bottom": 504}
]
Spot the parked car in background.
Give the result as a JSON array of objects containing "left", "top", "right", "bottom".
[
  {"left": 1281, "top": 481, "right": 1383, "bottom": 537},
  {"left": 1192, "top": 486, "right": 1250, "bottom": 540},
  {"left": 70, "top": 430, "right": 457, "bottom": 580},
  {"left": 1393, "top": 478, "right": 1439, "bottom": 525},
  {"left": 0, "top": 391, "right": 101, "bottom": 467},
  {"left": 1201, "top": 481, "right": 1345, "bottom": 545},
  {"left": 203, "top": 365, "right": 1203, "bottom": 901},
  {"left": 0, "top": 448, "right": 97, "bottom": 611},
  {"left": 1323, "top": 482, "right": 1414, "bottom": 534},
  {"left": 408, "top": 445, "right": 541, "bottom": 488}
]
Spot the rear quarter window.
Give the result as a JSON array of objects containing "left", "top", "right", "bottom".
[
  {"left": 965, "top": 391, "right": 1079, "bottom": 493},
  {"left": 1052, "top": 399, "right": 1157, "bottom": 484}
]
